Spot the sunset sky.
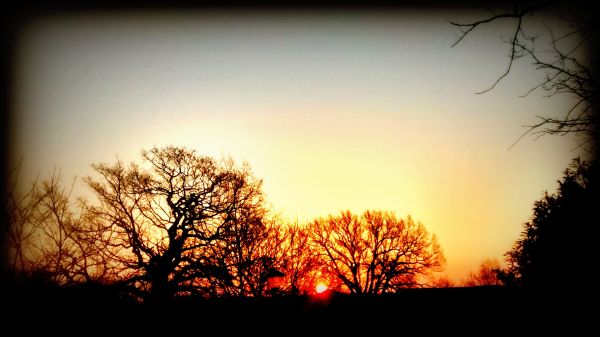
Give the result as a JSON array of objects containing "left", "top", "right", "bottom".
[{"left": 10, "top": 8, "right": 584, "bottom": 282}]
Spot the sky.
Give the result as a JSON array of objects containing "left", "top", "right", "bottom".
[{"left": 10, "top": 8, "right": 584, "bottom": 282}]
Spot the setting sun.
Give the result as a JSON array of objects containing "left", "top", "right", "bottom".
[{"left": 315, "top": 283, "right": 328, "bottom": 294}]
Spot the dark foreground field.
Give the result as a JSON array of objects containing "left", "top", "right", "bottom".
[{"left": 2, "top": 282, "right": 592, "bottom": 334}]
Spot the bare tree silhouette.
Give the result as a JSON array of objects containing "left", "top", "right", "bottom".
[
  {"left": 202, "top": 215, "right": 288, "bottom": 297},
  {"left": 85, "top": 146, "right": 268, "bottom": 301},
  {"left": 451, "top": 1, "right": 598, "bottom": 149},
  {"left": 31, "top": 171, "right": 111, "bottom": 284},
  {"left": 309, "top": 210, "right": 445, "bottom": 294},
  {"left": 5, "top": 164, "right": 44, "bottom": 273},
  {"left": 5, "top": 166, "right": 110, "bottom": 284}
]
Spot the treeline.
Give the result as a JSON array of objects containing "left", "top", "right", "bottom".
[{"left": 4, "top": 146, "right": 444, "bottom": 302}]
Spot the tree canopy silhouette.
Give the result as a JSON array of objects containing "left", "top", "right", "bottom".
[
  {"left": 6, "top": 147, "right": 448, "bottom": 300},
  {"left": 503, "top": 158, "right": 597, "bottom": 288},
  {"left": 309, "top": 210, "right": 445, "bottom": 294}
]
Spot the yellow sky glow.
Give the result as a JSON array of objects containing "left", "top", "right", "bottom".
[{"left": 10, "top": 9, "right": 583, "bottom": 282}]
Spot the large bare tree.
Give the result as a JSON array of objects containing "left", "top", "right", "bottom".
[
  {"left": 85, "top": 146, "right": 268, "bottom": 301},
  {"left": 309, "top": 210, "right": 445, "bottom": 294}
]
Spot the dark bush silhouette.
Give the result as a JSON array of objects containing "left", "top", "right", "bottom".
[{"left": 503, "top": 158, "right": 597, "bottom": 288}]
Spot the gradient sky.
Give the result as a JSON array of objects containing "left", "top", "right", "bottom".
[{"left": 11, "top": 8, "right": 584, "bottom": 282}]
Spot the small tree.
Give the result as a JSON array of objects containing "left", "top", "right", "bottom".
[
  {"left": 5, "top": 167, "right": 109, "bottom": 284},
  {"left": 463, "top": 258, "right": 503, "bottom": 287},
  {"left": 432, "top": 275, "right": 455, "bottom": 288},
  {"left": 5, "top": 164, "right": 45, "bottom": 274},
  {"left": 203, "top": 215, "right": 287, "bottom": 297}
]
